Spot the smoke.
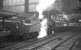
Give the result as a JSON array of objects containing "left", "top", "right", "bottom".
[{"left": 36, "top": 0, "right": 56, "bottom": 39}]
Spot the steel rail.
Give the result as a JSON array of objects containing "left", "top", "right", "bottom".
[
  {"left": 51, "top": 33, "right": 81, "bottom": 50},
  {"left": 16, "top": 32, "right": 76, "bottom": 50},
  {"left": 34, "top": 33, "right": 78, "bottom": 50},
  {"left": 11, "top": 33, "right": 66, "bottom": 50}
]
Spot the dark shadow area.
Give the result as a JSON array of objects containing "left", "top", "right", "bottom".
[{"left": 0, "top": 32, "right": 38, "bottom": 48}]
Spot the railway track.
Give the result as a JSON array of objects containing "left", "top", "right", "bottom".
[
  {"left": 26, "top": 32, "right": 78, "bottom": 50},
  {"left": 1, "top": 32, "right": 80, "bottom": 50},
  {"left": 54, "top": 33, "right": 81, "bottom": 50},
  {"left": 16, "top": 32, "right": 79, "bottom": 50},
  {"left": 0, "top": 32, "right": 57, "bottom": 50}
]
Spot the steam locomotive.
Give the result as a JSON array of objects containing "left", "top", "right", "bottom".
[{"left": 0, "top": 13, "right": 39, "bottom": 41}]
